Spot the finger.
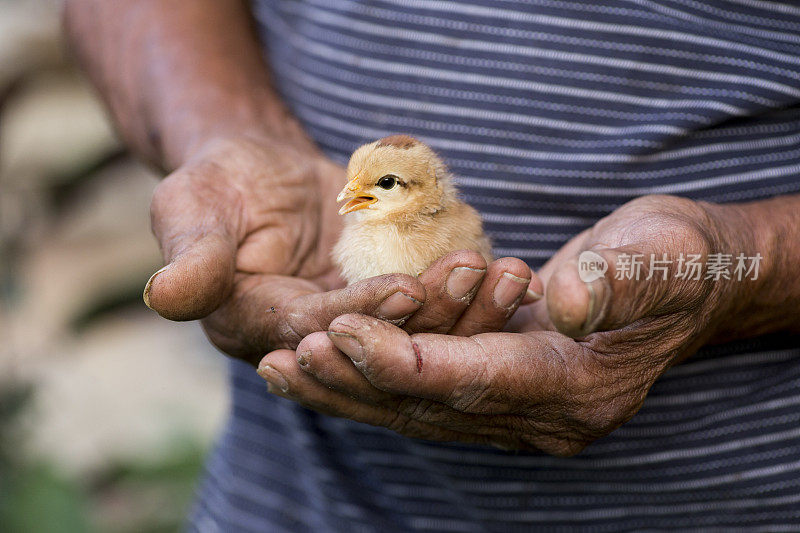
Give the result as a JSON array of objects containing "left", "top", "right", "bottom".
[
  {"left": 145, "top": 171, "right": 241, "bottom": 321},
  {"left": 402, "top": 250, "right": 486, "bottom": 334},
  {"left": 327, "top": 314, "right": 565, "bottom": 413},
  {"left": 296, "top": 332, "right": 506, "bottom": 433},
  {"left": 282, "top": 273, "right": 425, "bottom": 341},
  {"left": 257, "top": 349, "right": 488, "bottom": 444},
  {"left": 296, "top": 332, "right": 388, "bottom": 404},
  {"left": 547, "top": 240, "right": 713, "bottom": 338},
  {"left": 450, "top": 257, "right": 540, "bottom": 336},
  {"left": 203, "top": 272, "right": 425, "bottom": 361}
]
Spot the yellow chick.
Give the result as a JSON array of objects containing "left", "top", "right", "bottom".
[{"left": 333, "top": 135, "right": 492, "bottom": 284}]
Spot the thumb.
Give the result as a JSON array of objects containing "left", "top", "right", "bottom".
[
  {"left": 143, "top": 174, "right": 240, "bottom": 321},
  {"left": 546, "top": 246, "right": 710, "bottom": 338}
]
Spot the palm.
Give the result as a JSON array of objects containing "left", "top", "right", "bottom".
[
  {"left": 227, "top": 142, "right": 345, "bottom": 287},
  {"left": 149, "top": 137, "right": 351, "bottom": 362}
]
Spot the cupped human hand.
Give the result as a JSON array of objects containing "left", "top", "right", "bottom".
[
  {"left": 144, "top": 135, "right": 543, "bottom": 364},
  {"left": 259, "top": 195, "right": 757, "bottom": 454},
  {"left": 144, "top": 135, "right": 422, "bottom": 364}
]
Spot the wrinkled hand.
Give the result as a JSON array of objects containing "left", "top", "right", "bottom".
[
  {"left": 260, "top": 195, "right": 750, "bottom": 455},
  {"left": 144, "top": 135, "right": 542, "bottom": 364},
  {"left": 144, "top": 135, "right": 407, "bottom": 363}
]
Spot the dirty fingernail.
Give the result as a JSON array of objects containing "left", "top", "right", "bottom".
[
  {"left": 327, "top": 331, "right": 364, "bottom": 363},
  {"left": 493, "top": 272, "right": 530, "bottom": 308},
  {"left": 297, "top": 350, "right": 312, "bottom": 368},
  {"left": 377, "top": 291, "right": 421, "bottom": 320},
  {"left": 446, "top": 266, "right": 485, "bottom": 300},
  {"left": 257, "top": 364, "right": 289, "bottom": 392},
  {"left": 386, "top": 314, "right": 413, "bottom": 327},
  {"left": 143, "top": 265, "right": 170, "bottom": 309}
]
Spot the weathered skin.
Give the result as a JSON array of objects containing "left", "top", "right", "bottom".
[{"left": 67, "top": 0, "right": 800, "bottom": 454}]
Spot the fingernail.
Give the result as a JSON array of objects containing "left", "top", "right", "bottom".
[
  {"left": 493, "top": 272, "right": 530, "bottom": 309},
  {"left": 142, "top": 265, "right": 170, "bottom": 310},
  {"left": 578, "top": 278, "right": 608, "bottom": 337},
  {"left": 386, "top": 314, "right": 413, "bottom": 327},
  {"left": 297, "top": 350, "right": 311, "bottom": 367},
  {"left": 257, "top": 364, "right": 289, "bottom": 392},
  {"left": 446, "top": 266, "right": 485, "bottom": 300},
  {"left": 377, "top": 292, "right": 422, "bottom": 320},
  {"left": 327, "top": 331, "right": 364, "bottom": 363},
  {"left": 526, "top": 288, "right": 543, "bottom": 301}
]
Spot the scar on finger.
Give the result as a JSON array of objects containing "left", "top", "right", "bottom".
[{"left": 412, "top": 341, "right": 423, "bottom": 373}]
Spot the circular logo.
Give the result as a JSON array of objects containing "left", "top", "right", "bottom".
[{"left": 578, "top": 251, "right": 608, "bottom": 283}]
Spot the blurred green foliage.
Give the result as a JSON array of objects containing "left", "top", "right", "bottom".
[
  {"left": 1, "top": 461, "right": 92, "bottom": 533},
  {"left": 0, "top": 383, "right": 207, "bottom": 533}
]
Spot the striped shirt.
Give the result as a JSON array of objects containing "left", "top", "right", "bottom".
[{"left": 189, "top": 1, "right": 800, "bottom": 531}]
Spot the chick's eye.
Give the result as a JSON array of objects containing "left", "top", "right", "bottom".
[{"left": 377, "top": 175, "right": 398, "bottom": 190}]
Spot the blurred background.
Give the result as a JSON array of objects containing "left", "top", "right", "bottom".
[{"left": 0, "top": 0, "right": 229, "bottom": 531}]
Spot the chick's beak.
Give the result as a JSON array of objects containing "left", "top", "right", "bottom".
[{"left": 336, "top": 177, "right": 377, "bottom": 215}]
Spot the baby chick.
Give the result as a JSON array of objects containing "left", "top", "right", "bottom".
[{"left": 333, "top": 135, "right": 492, "bottom": 284}]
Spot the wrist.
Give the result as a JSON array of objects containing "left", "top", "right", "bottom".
[
  {"left": 67, "top": 0, "right": 317, "bottom": 172},
  {"left": 701, "top": 197, "right": 799, "bottom": 341},
  {"left": 154, "top": 88, "right": 317, "bottom": 171}
]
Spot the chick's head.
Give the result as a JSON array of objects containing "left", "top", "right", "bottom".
[{"left": 337, "top": 135, "right": 453, "bottom": 220}]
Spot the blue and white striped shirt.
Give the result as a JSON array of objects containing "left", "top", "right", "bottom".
[{"left": 190, "top": 1, "right": 800, "bottom": 531}]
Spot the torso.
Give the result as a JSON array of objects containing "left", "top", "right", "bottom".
[{"left": 189, "top": 2, "right": 800, "bottom": 531}]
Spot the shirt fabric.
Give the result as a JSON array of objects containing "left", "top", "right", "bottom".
[{"left": 188, "top": 1, "right": 800, "bottom": 531}]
